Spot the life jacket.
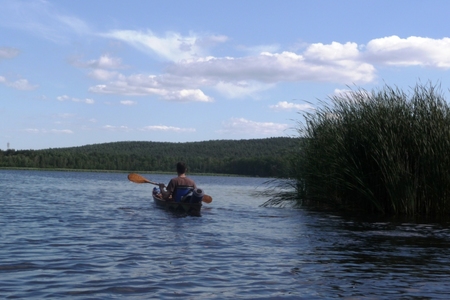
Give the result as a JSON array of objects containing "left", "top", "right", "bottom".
[
  {"left": 174, "top": 186, "right": 204, "bottom": 203},
  {"left": 173, "top": 186, "right": 194, "bottom": 202}
]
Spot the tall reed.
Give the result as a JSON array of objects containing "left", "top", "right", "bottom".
[{"left": 276, "top": 83, "right": 450, "bottom": 216}]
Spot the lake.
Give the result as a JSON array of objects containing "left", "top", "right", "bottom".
[{"left": 1, "top": 170, "right": 450, "bottom": 299}]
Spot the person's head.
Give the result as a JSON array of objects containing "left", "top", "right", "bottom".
[{"left": 176, "top": 162, "right": 187, "bottom": 175}]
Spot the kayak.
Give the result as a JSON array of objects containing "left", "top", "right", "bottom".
[
  {"left": 152, "top": 193, "right": 202, "bottom": 216},
  {"left": 128, "top": 173, "right": 211, "bottom": 216}
]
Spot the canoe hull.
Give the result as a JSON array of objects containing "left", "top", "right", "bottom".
[{"left": 152, "top": 194, "right": 202, "bottom": 216}]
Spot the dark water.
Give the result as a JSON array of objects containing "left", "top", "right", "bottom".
[{"left": 1, "top": 170, "right": 450, "bottom": 299}]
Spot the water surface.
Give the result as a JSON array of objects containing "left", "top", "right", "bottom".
[{"left": 1, "top": 170, "right": 450, "bottom": 299}]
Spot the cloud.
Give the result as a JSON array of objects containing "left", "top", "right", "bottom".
[
  {"left": 0, "top": 0, "right": 90, "bottom": 43},
  {"left": 8, "top": 79, "right": 38, "bottom": 90},
  {"left": 365, "top": 36, "right": 450, "bottom": 68},
  {"left": 102, "top": 30, "right": 228, "bottom": 61},
  {"left": 90, "top": 82, "right": 163, "bottom": 97},
  {"left": 73, "top": 54, "right": 126, "bottom": 70},
  {"left": 214, "top": 81, "right": 273, "bottom": 98},
  {"left": 88, "top": 69, "right": 120, "bottom": 81},
  {"left": 219, "top": 118, "right": 289, "bottom": 135},
  {"left": 0, "top": 47, "right": 19, "bottom": 59},
  {"left": 162, "top": 89, "right": 213, "bottom": 102},
  {"left": 56, "top": 113, "right": 76, "bottom": 119},
  {"left": 333, "top": 88, "right": 354, "bottom": 97},
  {"left": 140, "top": 125, "right": 196, "bottom": 133},
  {"left": 50, "top": 129, "right": 74, "bottom": 134},
  {"left": 24, "top": 128, "right": 73, "bottom": 134},
  {"left": 70, "top": 54, "right": 126, "bottom": 81},
  {"left": 99, "top": 124, "right": 196, "bottom": 133},
  {"left": 89, "top": 75, "right": 213, "bottom": 102},
  {"left": 237, "top": 44, "right": 281, "bottom": 55},
  {"left": 167, "top": 50, "right": 375, "bottom": 84},
  {"left": 269, "top": 101, "right": 314, "bottom": 111},
  {"left": 195, "top": 35, "right": 228, "bottom": 47},
  {"left": 86, "top": 40, "right": 373, "bottom": 100},
  {"left": 120, "top": 100, "right": 137, "bottom": 105},
  {"left": 0, "top": 76, "right": 38, "bottom": 90},
  {"left": 102, "top": 125, "right": 130, "bottom": 132},
  {"left": 57, "top": 95, "right": 94, "bottom": 104},
  {"left": 24, "top": 128, "right": 40, "bottom": 133},
  {"left": 89, "top": 35, "right": 450, "bottom": 101}
]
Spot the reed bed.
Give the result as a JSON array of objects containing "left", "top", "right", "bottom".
[{"left": 265, "top": 83, "right": 450, "bottom": 216}]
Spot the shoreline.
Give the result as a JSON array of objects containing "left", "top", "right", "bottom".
[{"left": 0, "top": 167, "right": 255, "bottom": 178}]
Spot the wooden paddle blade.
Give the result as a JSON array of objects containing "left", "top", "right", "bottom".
[
  {"left": 128, "top": 173, "right": 152, "bottom": 184},
  {"left": 202, "top": 195, "right": 213, "bottom": 203}
]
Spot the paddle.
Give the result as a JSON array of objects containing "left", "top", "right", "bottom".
[{"left": 127, "top": 173, "right": 213, "bottom": 203}]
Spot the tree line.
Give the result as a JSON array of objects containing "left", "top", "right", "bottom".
[{"left": 0, "top": 137, "right": 297, "bottom": 177}]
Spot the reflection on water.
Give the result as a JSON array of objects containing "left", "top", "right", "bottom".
[{"left": 1, "top": 170, "right": 450, "bottom": 299}]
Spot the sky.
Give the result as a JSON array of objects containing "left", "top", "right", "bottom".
[{"left": 1, "top": 0, "right": 450, "bottom": 150}]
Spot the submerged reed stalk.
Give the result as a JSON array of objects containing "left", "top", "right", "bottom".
[{"left": 267, "top": 83, "right": 450, "bottom": 216}]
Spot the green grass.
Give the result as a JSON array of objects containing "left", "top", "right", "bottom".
[{"left": 264, "top": 83, "right": 450, "bottom": 216}]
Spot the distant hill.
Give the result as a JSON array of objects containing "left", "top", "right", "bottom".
[{"left": 0, "top": 137, "right": 298, "bottom": 177}]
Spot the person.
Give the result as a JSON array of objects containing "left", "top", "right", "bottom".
[{"left": 159, "top": 162, "right": 196, "bottom": 201}]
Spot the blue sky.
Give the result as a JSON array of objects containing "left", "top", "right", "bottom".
[{"left": 1, "top": 0, "right": 450, "bottom": 150}]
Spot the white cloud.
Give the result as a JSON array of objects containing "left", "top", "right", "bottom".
[
  {"left": 55, "top": 14, "right": 90, "bottom": 36},
  {"left": 219, "top": 118, "right": 289, "bottom": 135},
  {"left": 56, "top": 113, "right": 76, "bottom": 119},
  {"left": 102, "top": 125, "right": 130, "bottom": 131},
  {"left": 50, "top": 129, "right": 73, "bottom": 134},
  {"left": 365, "top": 36, "right": 450, "bottom": 68},
  {"left": 76, "top": 54, "right": 126, "bottom": 70},
  {"left": 0, "top": 0, "right": 90, "bottom": 43},
  {"left": 0, "top": 77, "right": 38, "bottom": 90},
  {"left": 11, "top": 79, "right": 38, "bottom": 90},
  {"left": 120, "top": 100, "right": 137, "bottom": 105},
  {"left": 238, "top": 44, "right": 281, "bottom": 55},
  {"left": 24, "top": 128, "right": 73, "bottom": 134},
  {"left": 86, "top": 40, "right": 373, "bottom": 100},
  {"left": 166, "top": 50, "right": 375, "bottom": 84},
  {"left": 88, "top": 69, "right": 119, "bottom": 81},
  {"left": 71, "top": 54, "right": 125, "bottom": 81},
  {"left": 102, "top": 30, "right": 227, "bottom": 62},
  {"left": 89, "top": 74, "right": 213, "bottom": 102},
  {"left": 195, "top": 35, "right": 228, "bottom": 47},
  {"left": 269, "top": 101, "right": 314, "bottom": 111},
  {"left": 56, "top": 95, "right": 70, "bottom": 101},
  {"left": 215, "top": 81, "right": 273, "bottom": 98},
  {"left": 303, "top": 41, "right": 360, "bottom": 62},
  {"left": 162, "top": 89, "right": 213, "bottom": 102},
  {"left": 56, "top": 95, "right": 94, "bottom": 104},
  {"left": 140, "top": 125, "right": 196, "bottom": 133},
  {"left": 88, "top": 35, "right": 450, "bottom": 101},
  {"left": 90, "top": 83, "right": 164, "bottom": 96},
  {"left": 333, "top": 88, "right": 354, "bottom": 97},
  {"left": 0, "top": 47, "right": 19, "bottom": 59}
]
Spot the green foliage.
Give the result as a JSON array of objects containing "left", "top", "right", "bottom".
[
  {"left": 288, "top": 83, "right": 450, "bottom": 216},
  {"left": 0, "top": 138, "right": 295, "bottom": 178}
]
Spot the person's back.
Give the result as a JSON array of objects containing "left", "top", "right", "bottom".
[
  {"left": 159, "top": 162, "right": 196, "bottom": 201},
  {"left": 167, "top": 176, "right": 196, "bottom": 202}
]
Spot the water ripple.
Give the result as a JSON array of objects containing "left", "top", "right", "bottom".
[{"left": 1, "top": 170, "right": 450, "bottom": 299}]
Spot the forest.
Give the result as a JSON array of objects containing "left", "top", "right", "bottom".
[{"left": 0, "top": 137, "right": 297, "bottom": 178}]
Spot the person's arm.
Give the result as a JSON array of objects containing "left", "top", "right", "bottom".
[
  {"left": 158, "top": 183, "right": 171, "bottom": 200},
  {"left": 159, "top": 180, "right": 173, "bottom": 200}
]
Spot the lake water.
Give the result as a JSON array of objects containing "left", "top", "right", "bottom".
[{"left": 1, "top": 170, "right": 450, "bottom": 299}]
